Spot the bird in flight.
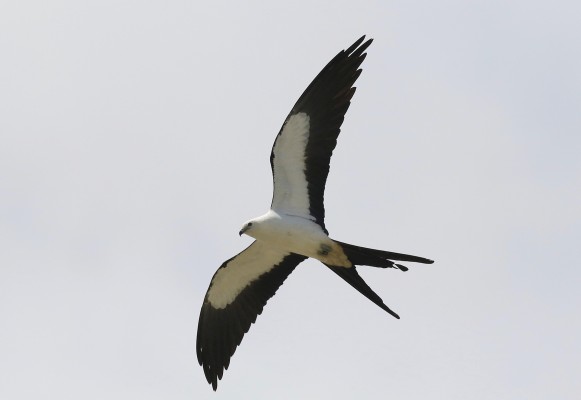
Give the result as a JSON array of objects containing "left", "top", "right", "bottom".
[{"left": 197, "top": 35, "right": 433, "bottom": 390}]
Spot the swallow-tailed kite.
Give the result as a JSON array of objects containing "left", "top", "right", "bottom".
[{"left": 197, "top": 35, "right": 433, "bottom": 390}]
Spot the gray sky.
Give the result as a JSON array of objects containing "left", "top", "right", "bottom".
[{"left": 1, "top": 1, "right": 580, "bottom": 399}]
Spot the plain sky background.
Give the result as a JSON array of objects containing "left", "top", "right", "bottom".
[{"left": 1, "top": 1, "right": 580, "bottom": 399}]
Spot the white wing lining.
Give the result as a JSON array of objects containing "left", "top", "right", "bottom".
[
  {"left": 270, "top": 112, "right": 313, "bottom": 219},
  {"left": 207, "top": 241, "right": 292, "bottom": 309}
]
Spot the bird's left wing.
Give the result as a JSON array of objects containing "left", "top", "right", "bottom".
[
  {"left": 197, "top": 241, "right": 307, "bottom": 390},
  {"left": 269, "top": 36, "right": 372, "bottom": 231}
]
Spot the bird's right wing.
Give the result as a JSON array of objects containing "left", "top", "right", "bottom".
[{"left": 197, "top": 241, "right": 307, "bottom": 390}]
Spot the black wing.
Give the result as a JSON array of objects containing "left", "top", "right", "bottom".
[
  {"left": 270, "top": 36, "right": 373, "bottom": 231},
  {"left": 197, "top": 241, "right": 307, "bottom": 390}
]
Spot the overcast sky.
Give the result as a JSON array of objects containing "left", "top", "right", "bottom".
[{"left": 1, "top": 1, "right": 580, "bottom": 399}]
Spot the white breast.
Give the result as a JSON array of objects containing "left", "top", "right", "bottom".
[{"left": 247, "top": 211, "right": 352, "bottom": 267}]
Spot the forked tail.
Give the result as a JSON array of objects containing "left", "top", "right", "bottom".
[
  {"left": 335, "top": 240, "right": 434, "bottom": 271},
  {"left": 325, "top": 241, "right": 434, "bottom": 318}
]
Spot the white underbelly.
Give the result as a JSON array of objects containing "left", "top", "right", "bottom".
[{"left": 253, "top": 215, "right": 352, "bottom": 267}]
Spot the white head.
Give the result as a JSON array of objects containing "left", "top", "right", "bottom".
[
  {"left": 238, "top": 211, "right": 279, "bottom": 239},
  {"left": 238, "top": 220, "right": 256, "bottom": 237}
]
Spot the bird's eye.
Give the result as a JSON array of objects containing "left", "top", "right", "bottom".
[{"left": 247, "top": 222, "right": 253, "bottom": 227}]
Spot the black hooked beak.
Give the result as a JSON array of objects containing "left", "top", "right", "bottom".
[{"left": 239, "top": 223, "right": 252, "bottom": 236}]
